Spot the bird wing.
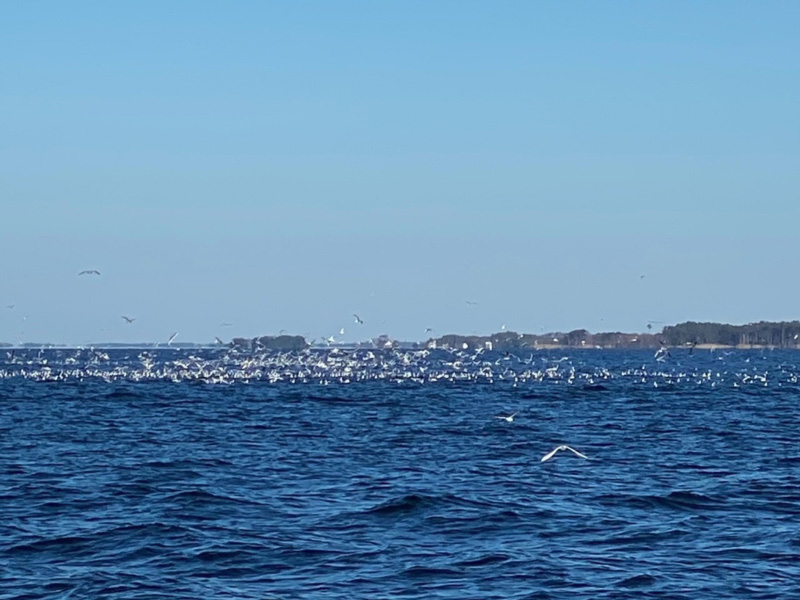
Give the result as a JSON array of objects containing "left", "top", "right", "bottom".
[
  {"left": 540, "top": 446, "right": 563, "bottom": 462},
  {"left": 564, "top": 446, "right": 589, "bottom": 459}
]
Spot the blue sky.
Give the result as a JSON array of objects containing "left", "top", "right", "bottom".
[{"left": 1, "top": 1, "right": 798, "bottom": 345}]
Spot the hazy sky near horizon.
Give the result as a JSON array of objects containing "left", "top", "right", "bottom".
[{"left": 2, "top": 1, "right": 799, "bottom": 344}]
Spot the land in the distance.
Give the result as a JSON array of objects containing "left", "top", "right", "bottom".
[
  {"left": 4, "top": 321, "right": 800, "bottom": 351},
  {"left": 232, "top": 321, "right": 800, "bottom": 351}
]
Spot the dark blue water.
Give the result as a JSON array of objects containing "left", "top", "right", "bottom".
[{"left": 2, "top": 348, "right": 799, "bottom": 598}]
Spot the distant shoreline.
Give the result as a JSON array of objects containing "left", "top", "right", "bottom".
[
  {"left": 2, "top": 342, "right": 798, "bottom": 352},
  {"left": 4, "top": 320, "right": 800, "bottom": 351}
]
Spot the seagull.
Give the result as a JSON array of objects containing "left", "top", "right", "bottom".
[
  {"left": 220, "top": 322, "right": 233, "bottom": 327},
  {"left": 167, "top": 332, "right": 179, "bottom": 345},
  {"left": 425, "top": 327, "right": 434, "bottom": 334},
  {"left": 215, "top": 336, "right": 224, "bottom": 344},
  {"left": 78, "top": 270, "right": 101, "bottom": 276},
  {"left": 353, "top": 314, "right": 364, "bottom": 325},
  {"left": 339, "top": 328, "right": 345, "bottom": 335},
  {"left": 5, "top": 304, "right": 13, "bottom": 310},
  {"left": 121, "top": 315, "right": 136, "bottom": 324},
  {"left": 541, "top": 445, "right": 590, "bottom": 462},
  {"left": 495, "top": 413, "right": 518, "bottom": 423},
  {"left": 465, "top": 300, "right": 478, "bottom": 306}
]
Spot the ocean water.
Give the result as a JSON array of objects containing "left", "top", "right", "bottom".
[{"left": 1, "top": 348, "right": 799, "bottom": 599}]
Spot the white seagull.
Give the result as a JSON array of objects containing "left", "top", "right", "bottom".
[
  {"left": 167, "top": 332, "right": 179, "bottom": 345},
  {"left": 495, "top": 413, "right": 518, "bottom": 423},
  {"left": 78, "top": 270, "right": 101, "bottom": 276},
  {"left": 353, "top": 314, "right": 364, "bottom": 325},
  {"left": 541, "top": 445, "right": 590, "bottom": 462},
  {"left": 121, "top": 315, "right": 136, "bottom": 324}
]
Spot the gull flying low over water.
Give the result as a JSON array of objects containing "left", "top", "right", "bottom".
[
  {"left": 541, "top": 445, "right": 590, "bottom": 462},
  {"left": 353, "top": 314, "right": 364, "bottom": 325},
  {"left": 495, "top": 413, "right": 518, "bottom": 423},
  {"left": 167, "top": 332, "right": 179, "bottom": 345},
  {"left": 78, "top": 270, "right": 101, "bottom": 276},
  {"left": 121, "top": 316, "right": 136, "bottom": 324}
]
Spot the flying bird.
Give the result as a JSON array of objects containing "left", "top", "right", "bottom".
[
  {"left": 167, "top": 332, "right": 179, "bottom": 345},
  {"left": 5, "top": 305, "right": 13, "bottom": 310},
  {"left": 495, "top": 413, "right": 518, "bottom": 423},
  {"left": 219, "top": 322, "right": 233, "bottom": 327},
  {"left": 78, "top": 270, "right": 101, "bottom": 276},
  {"left": 215, "top": 336, "right": 224, "bottom": 345},
  {"left": 121, "top": 315, "right": 136, "bottom": 324},
  {"left": 541, "top": 445, "right": 590, "bottom": 462},
  {"left": 465, "top": 300, "right": 478, "bottom": 306},
  {"left": 353, "top": 314, "right": 364, "bottom": 325}
]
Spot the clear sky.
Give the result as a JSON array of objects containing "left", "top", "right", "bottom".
[{"left": 1, "top": 1, "right": 798, "bottom": 345}]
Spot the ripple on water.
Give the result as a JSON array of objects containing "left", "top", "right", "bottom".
[{"left": 2, "top": 349, "right": 800, "bottom": 598}]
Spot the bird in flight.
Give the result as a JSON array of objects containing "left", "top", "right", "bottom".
[
  {"left": 5, "top": 305, "right": 13, "bottom": 310},
  {"left": 167, "top": 332, "right": 179, "bottom": 345},
  {"left": 121, "top": 316, "right": 136, "bottom": 324},
  {"left": 541, "top": 445, "right": 590, "bottom": 462},
  {"left": 495, "top": 413, "right": 518, "bottom": 423},
  {"left": 465, "top": 300, "right": 478, "bottom": 306},
  {"left": 78, "top": 270, "right": 101, "bottom": 276},
  {"left": 219, "top": 322, "right": 233, "bottom": 327},
  {"left": 215, "top": 336, "right": 224, "bottom": 345},
  {"left": 353, "top": 314, "right": 364, "bottom": 325}
]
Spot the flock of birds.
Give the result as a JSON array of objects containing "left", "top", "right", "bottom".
[
  {"left": 3, "top": 342, "right": 795, "bottom": 462},
  {"left": 6, "top": 269, "right": 790, "bottom": 463}
]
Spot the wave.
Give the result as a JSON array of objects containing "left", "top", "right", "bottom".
[{"left": 597, "top": 490, "right": 726, "bottom": 512}]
